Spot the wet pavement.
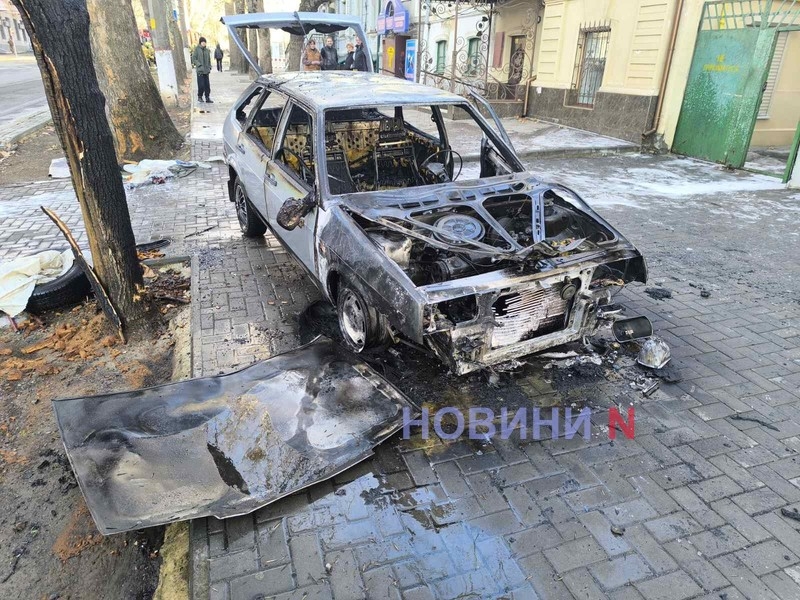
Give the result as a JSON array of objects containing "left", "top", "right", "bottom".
[{"left": 1, "top": 69, "right": 800, "bottom": 600}]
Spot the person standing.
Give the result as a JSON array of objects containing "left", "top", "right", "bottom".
[
  {"left": 302, "top": 39, "right": 322, "bottom": 71},
  {"left": 192, "top": 37, "right": 213, "bottom": 103},
  {"left": 343, "top": 43, "right": 355, "bottom": 70},
  {"left": 352, "top": 37, "right": 368, "bottom": 72},
  {"left": 320, "top": 36, "right": 338, "bottom": 70},
  {"left": 214, "top": 43, "right": 224, "bottom": 72}
]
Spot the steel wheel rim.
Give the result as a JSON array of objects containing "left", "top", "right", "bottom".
[
  {"left": 235, "top": 185, "right": 248, "bottom": 230},
  {"left": 341, "top": 290, "right": 367, "bottom": 351}
]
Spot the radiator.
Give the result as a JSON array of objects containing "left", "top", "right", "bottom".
[{"left": 491, "top": 284, "right": 570, "bottom": 348}]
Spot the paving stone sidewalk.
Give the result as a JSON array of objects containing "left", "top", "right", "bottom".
[{"left": 1, "top": 68, "right": 800, "bottom": 600}]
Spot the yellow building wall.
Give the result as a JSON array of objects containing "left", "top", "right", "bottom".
[
  {"left": 487, "top": 5, "right": 542, "bottom": 86},
  {"left": 534, "top": 0, "right": 677, "bottom": 95},
  {"left": 751, "top": 31, "right": 800, "bottom": 147}
]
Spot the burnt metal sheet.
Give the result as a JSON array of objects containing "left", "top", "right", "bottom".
[{"left": 52, "top": 338, "right": 414, "bottom": 535}]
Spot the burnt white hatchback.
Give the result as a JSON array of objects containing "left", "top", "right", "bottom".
[{"left": 222, "top": 17, "right": 646, "bottom": 374}]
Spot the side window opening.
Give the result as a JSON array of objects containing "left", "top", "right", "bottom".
[
  {"left": 276, "top": 104, "right": 315, "bottom": 187},
  {"left": 236, "top": 86, "right": 264, "bottom": 124},
  {"left": 246, "top": 90, "right": 290, "bottom": 154}
]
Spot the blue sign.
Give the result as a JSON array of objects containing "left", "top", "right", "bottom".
[
  {"left": 377, "top": 0, "right": 409, "bottom": 34},
  {"left": 405, "top": 39, "right": 416, "bottom": 81}
]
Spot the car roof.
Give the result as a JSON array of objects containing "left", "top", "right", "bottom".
[{"left": 257, "top": 71, "right": 466, "bottom": 110}]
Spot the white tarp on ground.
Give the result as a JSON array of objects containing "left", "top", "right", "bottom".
[{"left": 0, "top": 250, "right": 73, "bottom": 317}]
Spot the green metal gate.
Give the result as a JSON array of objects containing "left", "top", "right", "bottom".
[{"left": 673, "top": 1, "right": 800, "bottom": 167}]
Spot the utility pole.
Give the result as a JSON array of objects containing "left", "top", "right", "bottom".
[{"left": 148, "top": 0, "right": 178, "bottom": 104}]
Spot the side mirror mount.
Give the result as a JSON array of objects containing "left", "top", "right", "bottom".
[{"left": 276, "top": 193, "right": 316, "bottom": 230}]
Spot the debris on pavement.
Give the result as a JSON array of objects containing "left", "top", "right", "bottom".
[
  {"left": 0, "top": 249, "right": 74, "bottom": 317},
  {"left": 123, "top": 159, "right": 212, "bottom": 189},
  {"left": 645, "top": 287, "right": 673, "bottom": 300},
  {"left": 48, "top": 157, "right": 70, "bottom": 179},
  {"left": 610, "top": 525, "right": 626, "bottom": 536},
  {"left": 637, "top": 336, "right": 671, "bottom": 369},
  {"left": 780, "top": 507, "right": 800, "bottom": 522},
  {"left": 729, "top": 413, "right": 780, "bottom": 431},
  {"left": 52, "top": 337, "right": 415, "bottom": 534}
]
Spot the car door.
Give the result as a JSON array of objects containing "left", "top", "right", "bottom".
[
  {"left": 264, "top": 101, "right": 318, "bottom": 272},
  {"left": 235, "top": 89, "right": 290, "bottom": 218}
]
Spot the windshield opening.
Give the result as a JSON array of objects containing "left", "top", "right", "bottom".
[{"left": 322, "top": 102, "right": 519, "bottom": 196}]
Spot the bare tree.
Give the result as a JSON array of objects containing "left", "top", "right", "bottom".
[
  {"left": 169, "top": 12, "right": 188, "bottom": 83},
  {"left": 235, "top": 0, "right": 248, "bottom": 74},
  {"left": 12, "top": 0, "right": 151, "bottom": 336},
  {"left": 285, "top": 0, "right": 327, "bottom": 71},
  {"left": 257, "top": 0, "right": 271, "bottom": 74},
  {"left": 224, "top": 0, "right": 243, "bottom": 72},
  {"left": 86, "top": 0, "right": 183, "bottom": 161}
]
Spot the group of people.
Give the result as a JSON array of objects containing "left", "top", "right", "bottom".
[
  {"left": 302, "top": 36, "right": 369, "bottom": 72},
  {"left": 190, "top": 34, "right": 369, "bottom": 105}
]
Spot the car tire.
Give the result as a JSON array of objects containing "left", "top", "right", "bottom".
[
  {"left": 336, "top": 279, "right": 389, "bottom": 353},
  {"left": 26, "top": 260, "right": 93, "bottom": 314},
  {"left": 234, "top": 178, "right": 267, "bottom": 237}
]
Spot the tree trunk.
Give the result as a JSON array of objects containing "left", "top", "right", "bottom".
[
  {"left": 257, "top": 0, "right": 271, "bottom": 74},
  {"left": 225, "top": 0, "right": 242, "bottom": 72},
  {"left": 169, "top": 16, "right": 187, "bottom": 83},
  {"left": 286, "top": 0, "right": 326, "bottom": 71},
  {"left": 245, "top": 0, "right": 257, "bottom": 75},
  {"left": 86, "top": 0, "right": 183, "bottom": 161},
  {"left": 257, "top": 27, "right": 271, "bottom": 74},
  {"left": 234, "top": 0, "right": 248, "bottom": 74},
  {"left": 12, "top": 0, "right": 151, "bottom": 337},
  {"left": 139, "top": 0, "right": 150, "bottom": 25}
]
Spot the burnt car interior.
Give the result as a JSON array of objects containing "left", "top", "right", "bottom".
[{"left": 323, "top": 104, "right": 514, "bottom": 194}]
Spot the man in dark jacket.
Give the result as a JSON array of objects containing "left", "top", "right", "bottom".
[
  {"left": 352, "top": 37, "right": 369, "bottom": 72},
  {"left": 321, "top": 36, "right": 339, "bottom": 70},
  {"left": 214, "top": 43, "right": 223, "bottom": 72},
  {"left": 192, "top": 37, "right": 213, "bottom": 103}
]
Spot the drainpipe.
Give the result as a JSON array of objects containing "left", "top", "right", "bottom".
[{"left": 643, "top": 0, "right": 685, "bottom": 137}]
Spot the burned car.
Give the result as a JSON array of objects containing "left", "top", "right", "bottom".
[{"left": 223, "top": 41, "right": 645, "bottom": 375}]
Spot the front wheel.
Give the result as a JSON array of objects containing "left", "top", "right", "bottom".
[
  {"left": 234, "top": 178, "right": 267, "bottom": 237},
  {"left": 336, "top": 280, "right": 389, "bottom": 353}
]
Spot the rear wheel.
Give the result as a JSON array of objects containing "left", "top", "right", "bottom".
[
  {"left": 234, "top": 178, "right": 267, "bottom": 237},
  {"left": 336, "top": 280, "right": 389, "bottom": 353}
]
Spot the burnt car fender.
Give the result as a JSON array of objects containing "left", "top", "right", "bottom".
[{"left": 317, "top": 206, "right": 426, "bottom": 342}]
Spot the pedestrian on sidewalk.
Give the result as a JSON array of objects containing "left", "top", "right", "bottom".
[
  {"left": 302, "top": 39, "right": 322, "bottom": 71},
  {"left": 352, "top": 37, "right": 368, "bottom": 72},
  {"left": 192, "top": 37, "right": 213, "bottom": 103},
  {"left": 214, "top": 43, "right": 223, "bottom": 72},
  {"left": 343, "top": 43, "right": 355, "bottom": 70},
  {"left": 321, "top": 36, "right": 338, "bottom": 70}
]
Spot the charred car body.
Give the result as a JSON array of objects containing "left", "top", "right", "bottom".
[{"left": 223, "top": 16, "right": 646, "bottom": 374}]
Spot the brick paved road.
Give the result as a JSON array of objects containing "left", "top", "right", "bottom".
[{"left": 2, "top": 114, "right": 800, "bottom": 598}]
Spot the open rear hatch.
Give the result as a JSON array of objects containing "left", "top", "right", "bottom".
[
  {"left": 52, "top": 337, "right": 413, "bottom": 534},
  {"left": 221, "top": 11, "right": 373, "bottom": 75}
]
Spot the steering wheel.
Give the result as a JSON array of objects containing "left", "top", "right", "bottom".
[
  {"left": 420, "top": 148, "right": 463, "bottom": 181},
  {"left": 277, "top": 147, "right": 313, "bottom": 184}
]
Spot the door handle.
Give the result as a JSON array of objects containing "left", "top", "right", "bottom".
[
  {"left": 236, "top": 143, "right": 246, "bottom": 153},
  {"left": 265, "top": 172, "right": 277, "bottom": 186}
]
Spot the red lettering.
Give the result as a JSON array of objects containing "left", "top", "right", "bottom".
[{"left": 608, "top": 407, "right": 635, "bottom": 440}]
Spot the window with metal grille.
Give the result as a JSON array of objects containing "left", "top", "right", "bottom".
[
  {"left": 436, "top": 40, "right": 447, "bottom": 74},
  {"left": 566, "top": 25, "right": 611, "bottom": 108},
  {"left": 466, "top": 37, "right": 480, "bottom": 76}
]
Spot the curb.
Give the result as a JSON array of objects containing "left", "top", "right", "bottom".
[{"left": 0, "top": 109, "right": 52, "bottom": 150}]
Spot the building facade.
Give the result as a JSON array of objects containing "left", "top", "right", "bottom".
[
  {"left": 526, "top": 0, "right": 680, "bottom": 144},
  {"left": 0, "top": 0, "right": 33, "bottom": 54}
]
